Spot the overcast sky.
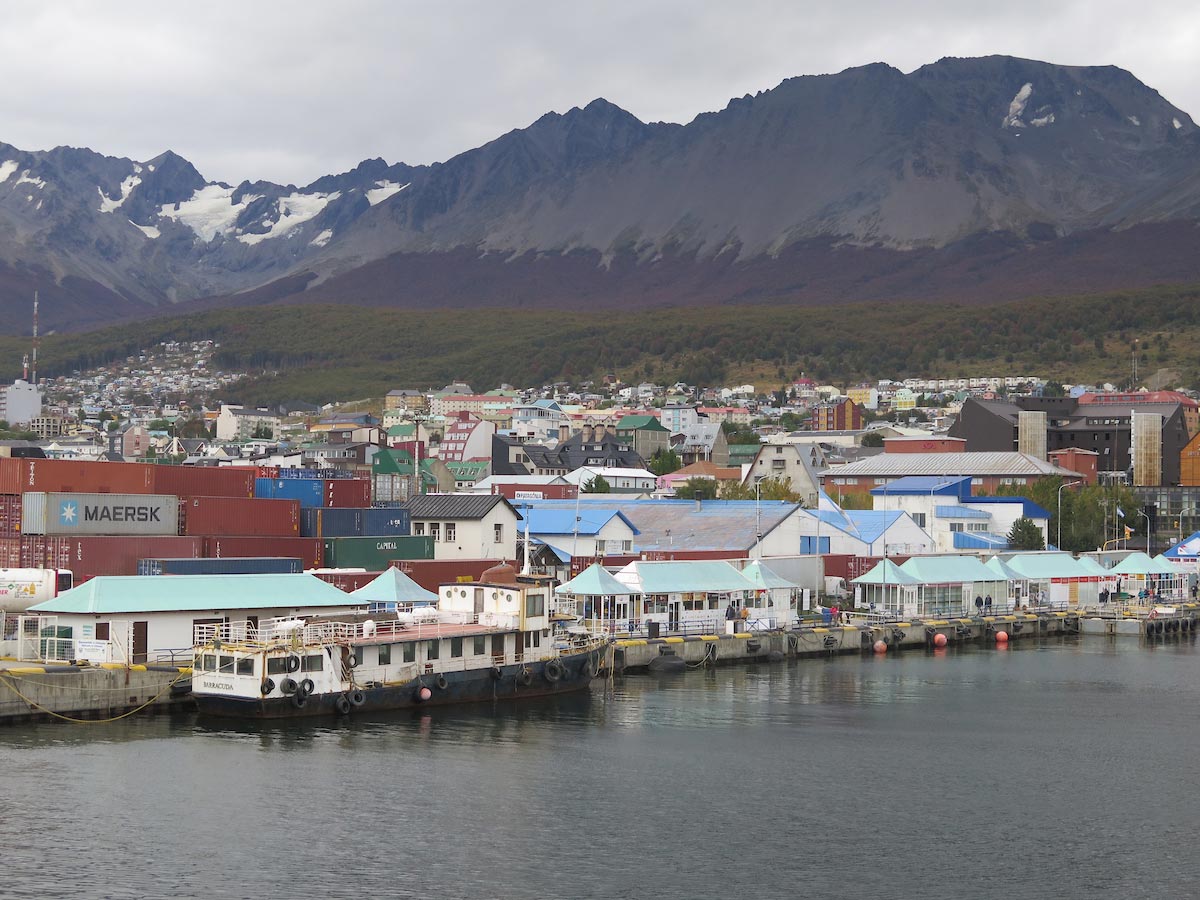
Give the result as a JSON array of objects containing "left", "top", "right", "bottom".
[{"left": 1, "top": 1, "right": 1197, "bottom": 186}]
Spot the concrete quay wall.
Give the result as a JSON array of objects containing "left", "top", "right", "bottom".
[{"left": 0, "top": 663, "right": 192, "bottom": 725}]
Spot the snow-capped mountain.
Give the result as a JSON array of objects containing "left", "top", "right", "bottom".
[{"left": 2, "top": 55, "right": 1200, "bottom": 333}]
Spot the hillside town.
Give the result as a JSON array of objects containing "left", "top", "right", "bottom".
[{"left": 4, "top": 342, "right": 1200, "bottom": 577}]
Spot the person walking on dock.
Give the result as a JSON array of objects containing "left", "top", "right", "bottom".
[{"left": 975, "top": 595, "right": 984, "bottom": 613}]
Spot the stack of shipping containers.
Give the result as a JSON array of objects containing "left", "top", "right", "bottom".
[{"left": 0, "top": 457, "right": 412, "bottom": 585}]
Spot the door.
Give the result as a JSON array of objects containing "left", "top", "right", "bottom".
[
  {"left": 474, "top": 588, "right": 485, "bottom": 618},
  {"left": 246, "top": 615, "right": 259, "bottom": 638},
  {"left": 668, "top": 600, "right": 681, "bottom": 632},
  {"left": 132, "top": 621, "right": 148, "bottom": 664}
]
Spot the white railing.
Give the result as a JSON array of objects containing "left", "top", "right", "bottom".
[{"left": 194, "top": 612, "right": 527, "bottom": 650}]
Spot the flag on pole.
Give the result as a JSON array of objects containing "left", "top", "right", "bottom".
[{"left": 1116, "top": 507, "right": 1125, "bottom": 518}]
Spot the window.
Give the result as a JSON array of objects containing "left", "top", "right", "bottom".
[
  {"left": 266, "top": 657, "right": 286, "bottom": 675},
  {"left": 950, "top": 523, "right": 964, "bottom": 532},
  {"left": 430, "top": 522, "right": 441, "bottom": 542},
  {"left": 219, "top": 655, "right": 235, "bottom": 673},
  {"left": 473, "top": 635, "right": 487, "bottom": 656},
  {"left": 352, "top": 647, "right": 364, "bottom": 668},
  {"left": 95, "top": 622, "right": 110, "bottom": 640},
  {"left": 379, "top": 644, "right": 392, "bottom": 665},
  {"left": 414, "top": 522, "right": 425, "bottom": 536},
  {"left": 525, "top": 593, "right": 545, "bottom": 617},
  {"left": 445, "top": 522, "right": 456, "bottom": 542},
  {"left": 201, "top": 654, "right": 217, "bottom": 672},
  {"left": 427, "top": 640, "right": 440, "bottom": 660},
  {"left": 494, "top": 524, "right": 504, "bottom": 543},
  {"left": 492, "top": 634, "right": 505, "bottom": 657},
  {"left": 402, "top": 643, "right": 416, "bottom": 663},
  {"left": 236, "top": 658, "right": 255, "bottom": 676},
  {"left": 301, "top": 655, "right": 323, "bottom": 672},
  {"left": 912, "top": 513, "right": 926, "bottom": 528},
  {"left": 451, "top": 637, "right": 463, "bottom": 658}
]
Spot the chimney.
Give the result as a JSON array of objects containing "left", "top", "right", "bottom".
[
  {"left": 594, "top": 423, "right": 606, "bottom": 440},
  {"left": 694, "top": 490, "right": 703, "bottom": 512},
  {"left": 582, "top": 424, "right": 593, "bottom": 443},
  {"left": 558, "top": 423, "right": 570, "bottom": 442}
]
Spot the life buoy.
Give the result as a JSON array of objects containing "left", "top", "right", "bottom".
[
  {"left": 260, "top": 678, "right": 275, "bottom": 696},
  {"left": 334, "top": 694, "right": 351, "bottom": 715},
  {"left": 291, "top": 691, "right": 308, "bottom": 709},
  {"left": 280, "top": 677, "right": 298, "bottom": 695},
  {"left": 348, "top": 655, "right": 360, "bottom": 669},
  {"left": 518, "top": 668, "right": 533, "bottom": 686},
  {"left": 544, "top": 659, "right": 564, "bottom": 682},
  {"left": 300, "top": 678, "right": 315, "bottom": 694},
  {"left": 285, "top": 655, "right": 301, "bottom": 673},
  {"left": 349, "top": 689, "right": 365, "bottom": 706},
  {"left": 434, "top": 674, "right": 448, "bottom": 690}
]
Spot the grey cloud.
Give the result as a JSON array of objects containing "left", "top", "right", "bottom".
[{"left": 0, "top": 0, "right": 1195, "bottom": 185}]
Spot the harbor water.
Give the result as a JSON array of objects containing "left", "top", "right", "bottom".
[{"left": 3, "top": 636, "right": 1199, "bottom": 899}]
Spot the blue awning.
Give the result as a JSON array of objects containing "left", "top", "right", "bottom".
[{"left": 953, "top": 532, "right": 1010, "bottom": 550}]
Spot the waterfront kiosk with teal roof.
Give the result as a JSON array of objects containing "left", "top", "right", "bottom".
[
  {"left": 896, "top": 555, "right": 1006, "bottom": 617},
  {"left": 26, "top": 574, "right": 363, "bottom": 664},
  {"left": 851, "top": 560, "right": 921, "bottom": 618},
  {"left": 555, "top": 563, "right": 644, "bottom": 633},
  {"left": 614, "top": 560, "right": 760, "bottom": 632}
]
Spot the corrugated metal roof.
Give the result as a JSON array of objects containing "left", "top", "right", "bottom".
[
  {"left": 1001, "top": 553, "right": 1089, "bottom": 578},
  {"left": 29, "top": 574, "right": 359, "bottom": 615},
  {"left": 349, "top": 568, "right": 437, "bottom": 605},
  {"left": 827, "top": 452, "right": 1078, "bottom": 478},
  {"left": 953, "top": 532, "right": 1010, "bottom": 550},
  {"left": 556, "top": 563, "right": 640, "bottom": 596},
  {"left": 615, "top": 560, "right": 759, "bottom": 594},
  {"left": 967, "top": 496, "right": 1053, "bottom": 520},
  {"left": 899, "top": 555, "right": 999, "bottom": 583},
  {"left": 872, "top": 476, "right": 971, "bottom": 496},
  {"left": 405, "top": 494, "right": 518, "bottom": 521},
  {"left": 525, "top": 508, "right": 639, "bottom": 537}
]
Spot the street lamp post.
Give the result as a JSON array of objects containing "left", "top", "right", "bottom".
[
  {"left": 1179, "top": 506, "right": 1196, "bottom": 548},
  {"left": 754, "top": 479, "right": 762, "bottom": 559},
  {"left": 1056, "top": 482, "right": 1071, "bottom": 551}
]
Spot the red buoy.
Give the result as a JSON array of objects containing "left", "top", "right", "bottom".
[
  {"left": 995, "top": 630, "right": 1009, "bottom": 644},
  {"left": 933, "top": 633, "right": 948, "bottom": 648},
  {"left": 419, "top": 686, "right": 433, "bottom": 701},
  {"left": 873, "top": 640, "right": 888, "bottom": 654}
]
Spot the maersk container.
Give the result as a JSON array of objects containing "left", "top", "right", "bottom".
[
  {"left": 152, "top": 465, "right": 255, "bottom": 500},
  {"left": 21, "top": 492, "right": 180, "bottom": 536},
  {"left": 324, "top": 479, "right": 371, "bottom": 508},
  {"left": 322, "top": 535, "right": 433, "bottom": 570},
  {"left": 205, "top": 536, "right": 324, "bottom": 569},
  {"left": 299, "top": 507, "right": 410, "bottom": 538},
  {"left": 137, "top": 556, "right": 304, "bottom": 576},
  {"left": 181, "top": 496, "right": 300, "bottom": 537},
  {"left": 254, "top": 478, "right": 325, "bottom": 508}
]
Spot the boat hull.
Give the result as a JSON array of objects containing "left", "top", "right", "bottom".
[{"left": 194, "top": 650, "right": 600, "bottom": 720}]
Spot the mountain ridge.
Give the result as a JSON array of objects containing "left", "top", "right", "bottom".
[{"left": 1, "top": 55, "right": 1199, "bottom": 333}]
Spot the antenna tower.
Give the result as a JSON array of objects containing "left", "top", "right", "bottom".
[{"left": 32, "top": 290, "right": 39, "bottom": 386}]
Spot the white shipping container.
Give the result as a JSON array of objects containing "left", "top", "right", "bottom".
[{"left": 21, "top": 492, "right": 181, "bottom": 536}]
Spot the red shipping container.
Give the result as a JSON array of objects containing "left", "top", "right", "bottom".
[
  {"left": 32, "top": 458, "right": 158, "bottom": 494},
  {"left": 0, "top": 536, "right": 20, "bottom": 567},
  {"left": 324, "top": 479, "right": 371, "bottom": 508},
  {"left": 491, "top": 483, "right": 578, "bottom": 500},
  {"left": 206, "top": 537, "right": 324, "bottom": 569},
  {"left": 20, "top": 535, "right": 204, "bottom": 578},
  {"left": 0, "top": 494, "right": 20, "bottom": 535},
  {"left": 0, "top": 459, "right": 21, "bottom": 495},
  {"left": 389, "top": 558, "right": 515, "bottom": 593},
  {"left": 153, "top": 466, "right": 256, "bottom": 500},
  {"left": 182, "top": 497, "right": 301, "bottom": 537},
  {"left": 257, "top": 466, "right": 280, "bottom": 479},
  {"left": 312, "top": 571, "right": 382, "bottom": 592}
]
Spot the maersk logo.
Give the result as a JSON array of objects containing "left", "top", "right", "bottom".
[{"left": 59, "top": 502, "right": 79, "bottom": 527}]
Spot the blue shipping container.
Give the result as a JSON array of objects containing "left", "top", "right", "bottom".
[
  {"left": 137, "top": 557, "right": 304, "bottom": 576},
  {"left": 277, "top": 467, "right": 358, "bottom": 480},
  {"left": 300, "top": 507, "right": 411, "bottom": 538},
  {"left": 254, "top": 478, "right": 325, "bottom": 507}
]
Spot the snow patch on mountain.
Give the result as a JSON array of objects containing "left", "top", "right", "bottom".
[
  {"left": 1175, "top": 118, "right": 1183, "bottom": 130},
  {"left": 1128, "top": 116, "right": 1141, "bottom": 126},
  {"left": 237, "top": 191, "right": 339, "bottom": 246},
  {"left": 98, "top": 173, "right": 142, "bottom": 213},
  {"left": 131, "top": 220, "right": 160, "bottom": 239},
  {"left": 1003, "top": 83, "right": 1033, "bottom": 128},
  {"left": 15, "top": 171, "right": 45, "bottom": 189},
  {"left": 158, "top": 185, "right": 260, "bottom": 242},
  {"left": 0, "top": 160, "right": 18, "bottom": 183},
  {"left": 1031, "top": 112, "right": 1055, "bottom": 127},
  {"left": 365, "top": 181, "right": 410, "bottom": 205},
  {"left": 309, "top": 228, "right": 333, "bottom": 247}
]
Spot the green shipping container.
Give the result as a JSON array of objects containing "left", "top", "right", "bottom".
[{"left": 322, "top": 535, "right": 434, "bottom": 569}]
